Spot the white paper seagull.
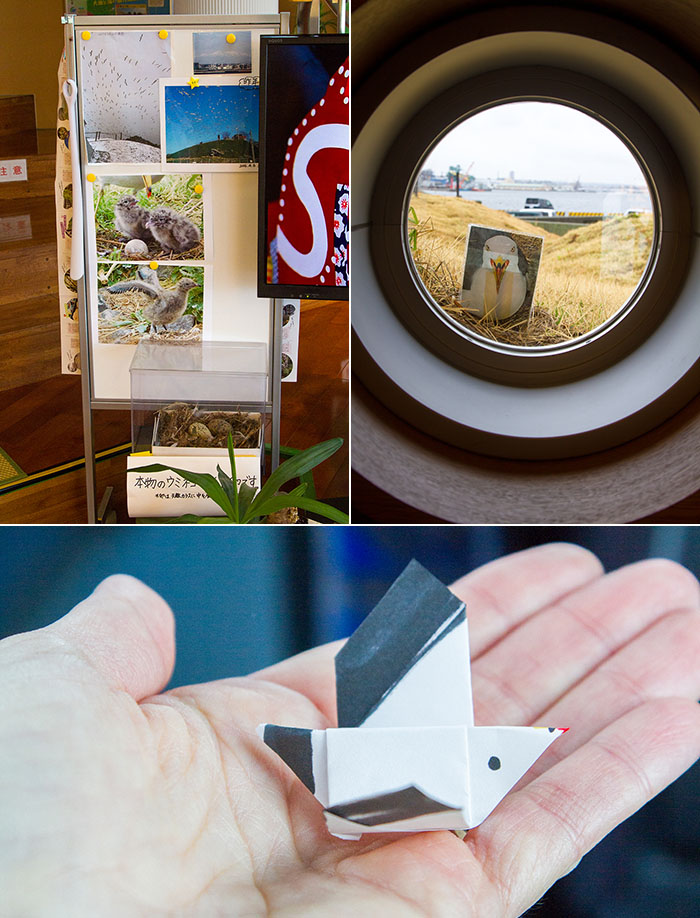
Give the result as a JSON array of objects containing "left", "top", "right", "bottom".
[{"left": 258, "top": 560, "right": 567, "bottom": 839}]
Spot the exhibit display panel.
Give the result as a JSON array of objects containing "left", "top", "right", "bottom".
[
  {"left": 127, "top": 338, "right": 267, "bottom": 517},
  {"left": 69, "top": 16, "right": 280, "bottom": 402},
  {"left": 60, "top": 11, "right": 295, "bottom": 521}
]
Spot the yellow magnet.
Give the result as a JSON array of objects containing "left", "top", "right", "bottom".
[
  {"left": 82, "top": 31, "right": 91, "bottom": 40},
  {"left": 194, "top": 183, "right": 203, "bottom": 194},
  {"left": 188, "top": 76, "right": 200, "bottom": 89},
  {"left": 149, "top": 261, "right": 158, "bottom": 271},
  {"left": 159, "top": 30, "right": 168, "bottom": 39},
  {"left": 86, "top": 173, "right": 96, "bottom": 183},
  {"left": 226, "top": 33, "right": 236, "bottom": 43}
]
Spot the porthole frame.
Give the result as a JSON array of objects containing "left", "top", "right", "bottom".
[{"left": 369, "top": 66, "right": 692, "bottom": 388}]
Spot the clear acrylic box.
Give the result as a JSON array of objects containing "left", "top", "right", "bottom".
[{"left": 129, "top": 339, "right": 268, "bottom": 460}]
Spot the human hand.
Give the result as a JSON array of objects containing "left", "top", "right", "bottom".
[{"left": 1, "top": 544, "right": 699, "bottom": 917}]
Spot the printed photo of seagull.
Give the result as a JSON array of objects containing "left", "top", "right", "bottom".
[
  {"left": 461, "top": 224, "right": 544, "bottom": 322},
  {"left": 96, "top": 263, "right": 204, "bottom": 345}
]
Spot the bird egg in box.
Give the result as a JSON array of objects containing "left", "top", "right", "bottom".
[{"left": 460, "top": 224, "right": 544, "bottom": 323}]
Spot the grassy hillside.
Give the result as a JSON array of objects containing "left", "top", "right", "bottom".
[
  {"left": 168, "top": 137, "right": 258, "bottom": 164},
  {"left": 408, "top": 192, "right": 653, "bottom": 345}
]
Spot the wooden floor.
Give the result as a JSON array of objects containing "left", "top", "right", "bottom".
[{"left": 0, "top": 300, "right": 348, "bottom": 523}]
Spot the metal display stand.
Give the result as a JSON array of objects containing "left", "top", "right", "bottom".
[{"left": 61, "top": 13, "right": 288, "bottom": 522}]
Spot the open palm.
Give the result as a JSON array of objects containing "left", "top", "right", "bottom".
[{"left": 2, "top": 543, "right": 699, "bottom": 917}]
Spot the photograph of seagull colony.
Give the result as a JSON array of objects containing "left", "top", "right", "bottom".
[
  {"left": 408, "top": 101, "right": 654, "bottom": 346},
  {"left": 80, "top": 30, "right": 172, "bottom": 164},
  {"left": 261, "top": 560, "right": 565, "bottom": 838}
]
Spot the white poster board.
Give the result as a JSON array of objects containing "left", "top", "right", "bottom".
[{"left": 75, "top": 20, "right": 279, "bottom": 401}]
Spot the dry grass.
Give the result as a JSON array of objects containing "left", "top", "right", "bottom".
[{"left": 408, "top": 193, "right": 654, "bottom": 346}]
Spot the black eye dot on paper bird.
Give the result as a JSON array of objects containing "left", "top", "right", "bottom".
[{"left": 488, "top": 756, "right": 501, "bottom": 771}]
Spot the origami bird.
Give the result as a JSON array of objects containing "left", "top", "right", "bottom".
[
  {"left": 462, "top": 234, "right": 527, "bottom": 320},
  {"left": 259, "top": 560, "right": 566, "bottom": 839},
  {"left": 107, "top": 276, "right": 199, "bottom": 332}
]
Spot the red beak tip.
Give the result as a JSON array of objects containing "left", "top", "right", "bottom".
[{"left": 559, "top": 727, "right": 570, "bottom": 733}]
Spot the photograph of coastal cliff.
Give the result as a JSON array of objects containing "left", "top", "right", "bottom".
[{"left": 193, "top": 31, "right": 252, "bottom": 74}]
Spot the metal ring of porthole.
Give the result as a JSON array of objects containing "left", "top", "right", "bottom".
[{"left": 368, "top": 66, "right": 691, "bottom": 388}]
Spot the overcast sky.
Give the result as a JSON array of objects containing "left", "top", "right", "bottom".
[{"left": 423, "top": 102, "right": 647, "bottom": 186}]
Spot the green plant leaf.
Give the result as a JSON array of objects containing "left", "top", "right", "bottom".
[
  {"left": 137, "top": 515, "right": 234, "bottom": 523},
  {"left": 237, "top": 481, "right": 258, "bottom": 520},
  {"left": 216, "top": 464, "right": 240, "bottom": 523},
  {"left": 127, "top": 463, "right": 237, "bottom": 520},
  {"left": 226, "top": 432, "right": 240, "bottom": 521},
  {"left": 293, "top": 497, "right": 349, "bottom": 524},
  {"left": 245, "top": 483, "right": 308, "bottom": 523},
  {"left": 248, "top": 438, "right": 343, "bottom": 519}
]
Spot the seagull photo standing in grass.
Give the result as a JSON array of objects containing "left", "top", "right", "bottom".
[
  {"left": 462, "top": 233, "right": 528, "bottom": 320},
  {"left": 108, "top": 275, "right": 199, "bottom": 332}
]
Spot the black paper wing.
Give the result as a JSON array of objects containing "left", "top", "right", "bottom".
[{"left": 334, "top": 560, "right": 469, "bottom": 729}]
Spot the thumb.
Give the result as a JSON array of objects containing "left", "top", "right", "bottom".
[{"left": 49, "top": 574, "right": 175, "bottom": 701}]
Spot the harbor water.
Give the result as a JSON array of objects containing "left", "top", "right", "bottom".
[{"left": 420, "top": 187, "right": 653, "bottom": 214}]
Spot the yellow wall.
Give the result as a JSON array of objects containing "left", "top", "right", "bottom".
[{"left": 0, "top": 1, "right": 65, "bottom": 131}]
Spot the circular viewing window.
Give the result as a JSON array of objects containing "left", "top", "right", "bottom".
[
  {"left": 407, "top": 101, "right": 656, "bottom": 348},
  {"left": 367, "top": 67, "right": 691, "bottom": 389}
]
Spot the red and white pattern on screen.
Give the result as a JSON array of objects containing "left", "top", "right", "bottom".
[{"left": 269, "top": 57, "right": 349, "bottom": 289}]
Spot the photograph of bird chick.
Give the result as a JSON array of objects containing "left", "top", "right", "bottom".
[
  {"left": 461, "top": 224, "right": 544, "bottom": 322},
  {"left": 97, "top": 264, "right": 203, "bottom": 344},
  {"left": 145, "top": 207, "right": 201, "bottom": 254},
  {"left": 93, "top": 174, "right": 204, "bottom": 261}
]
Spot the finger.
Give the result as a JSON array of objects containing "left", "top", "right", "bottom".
[
  {"left": 451, "top": 543, "right": 604, "bottom": 657},
  {"left": 473, "top": 697, "right": 700, "bottom": 918},
  {"left": 520, "top": 607, "right": 700, "bottom": 782},
  {"left": 50, "top": 574, "right": 175, "bottom": 701},
  {"left": 248, "top": 639, "right": 345, "bottom": 723},
  {"left": 472, "top": 558, "right": 700, "bottom": 726}
]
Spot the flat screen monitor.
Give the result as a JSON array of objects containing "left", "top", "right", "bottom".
[{"left": 258, "top": 35, "right": 349, "bottom": 300}]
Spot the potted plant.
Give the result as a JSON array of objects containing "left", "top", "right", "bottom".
[{"left": 128, "top": 434, "right": 348, "bottom": 524}]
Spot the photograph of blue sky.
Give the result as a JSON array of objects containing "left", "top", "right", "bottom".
[
  {"left": 193, "top": 31, "right": 252, "bottom": 73},
  {"left": 164, "top": 85, "right": 259, "bottom": 160}
]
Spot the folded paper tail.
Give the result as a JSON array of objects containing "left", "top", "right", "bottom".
[
  {"left": 326, "top": 784, "right": 461, "bottom": 826},
  {"left": 323, "top": 785, "right": 467, "bottom": 838},
  {"left": 259, "top": 724, "right": 315, "bottom": 794}
]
